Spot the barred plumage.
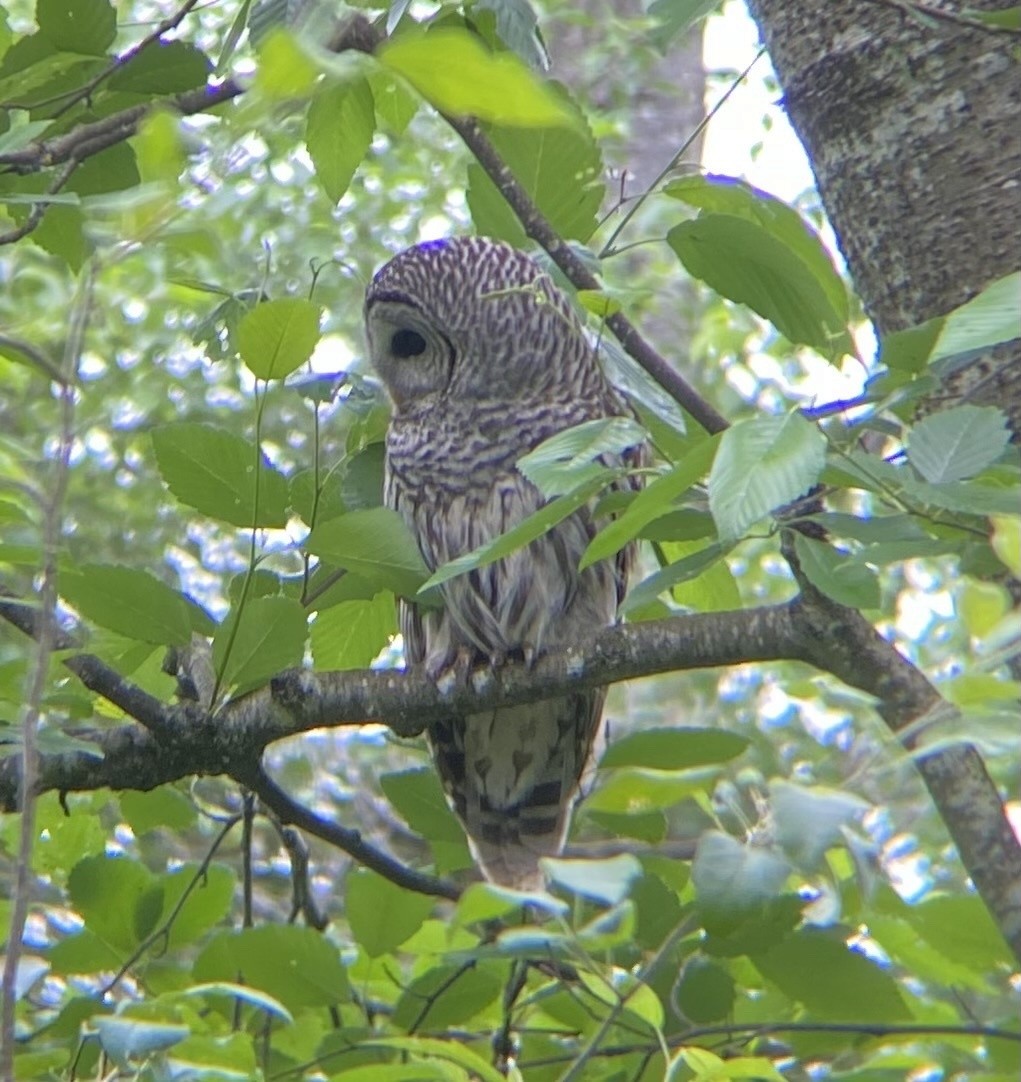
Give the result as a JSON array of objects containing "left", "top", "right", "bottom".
[{"left": 365, "top": 237, "right": 643, "bottom": 888}]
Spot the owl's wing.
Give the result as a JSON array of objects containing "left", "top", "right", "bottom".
[{"left": 385, "top": 427, "right": 644, "bottom": 888}]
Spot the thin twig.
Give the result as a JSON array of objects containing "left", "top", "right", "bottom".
[
  {"left": 0, "top": 160, "right": 78, "bottom": 246},
  {"left": 100, "top": 813, "right": 242, "bottom": 996},
  {"left": 520, "top": 1020, "right": 1021, "bottom": 1070},
  {"left": 599, "top": 47, "right": 767, "bottom": 257},
  {"left": 0, "top": 260, "right": 93, "bottom": 1082},
  {"left": 558, "top": 917, "right": 695, "bottom": 1082},
  {"left": 0, "top": 333, "right": 69, "bottom": 385},
  {"left": 50, "top": 0, "right": 204, "bottom": 119}
]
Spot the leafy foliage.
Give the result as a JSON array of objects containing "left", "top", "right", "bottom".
[{"left": 0, "top": 0, "right": 1017, "bottom": 1079}]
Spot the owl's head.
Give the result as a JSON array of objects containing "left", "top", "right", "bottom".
[{"left": 365, "top": 236, "right": 593, "bottom": 412}]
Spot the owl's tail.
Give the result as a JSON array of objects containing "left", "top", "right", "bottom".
[{"left": 429, "top": 693, "right": 605, "bottom": 891}]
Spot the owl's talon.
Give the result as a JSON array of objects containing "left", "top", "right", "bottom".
[{"left": 427, "top": 646, "right": 474, "bottom": 693}]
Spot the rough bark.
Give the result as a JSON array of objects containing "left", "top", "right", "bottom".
[
  {"left": 747, "top": 0, "right": 1021, "bottom": 951},
  {"left": 746, "top": 0, "right": 1021, "bottom": 431}
]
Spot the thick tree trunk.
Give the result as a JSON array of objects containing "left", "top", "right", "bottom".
[
  {"left": 746, "top": 0, "right": 1021, "bottom": 431},
  {"left": 746, "top": 0, "right": 1021, "bottom": 953}
]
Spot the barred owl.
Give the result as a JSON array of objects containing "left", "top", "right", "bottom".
[{"left": 365, "top": 236, "right": 643, "bottom": 889}]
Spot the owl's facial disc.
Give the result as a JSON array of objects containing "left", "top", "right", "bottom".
[{"left": 365, "top": 299, "right": 455, "bottom": 410}]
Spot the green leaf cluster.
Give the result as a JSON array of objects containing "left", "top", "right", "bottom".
[{"left": 0, "top": 1, "right": 1017, "bottom": 1079}]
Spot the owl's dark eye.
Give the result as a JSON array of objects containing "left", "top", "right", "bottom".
[{"left": 390, "top": 328, "right": 427, "bottom": 358}]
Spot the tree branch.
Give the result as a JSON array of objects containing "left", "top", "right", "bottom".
[
  {"left": 238, "top": 761, "right": 461, "bottom": 901},
  {"left": 1, "top": 578, "right": 1018, "bottom": 956}
]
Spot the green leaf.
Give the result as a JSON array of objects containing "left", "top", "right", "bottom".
[
  {"left": 666, "top": 175, "right": 850, "bottom": 330},
  {"left": 362, "top": 1037, "right": 505, "bottom": 1082},
  {"left": 454, "top": 881, "right": 567, "bottom": 927},
  {"left": 752, "top": 929, "right": 910, "bottom": 1021},
  {"left": 587, "top": 808, "right": 667, "bottom": 844},
  {"left": 60, "top": 564, "right": 192, "bottom": 646},
  {"left": 673, "top": 1048, "right": 785, "bottom": 1082},
  {"left": 254, "top": 27, "right": 318, "bottom": 98},
  {"left": 36, "top": 0, "right": 115, "bottom": 56},
  {"left": 648, "top": 0, "right": 719, "bottom": 50},
  {"left": 903, "top": 477, "right": 1021, "bottom": 516},
  {"left": 94, "top": 1018, "right": 189, "bottom": 1066},
  {"left": 866, "top": 915, "right": 993, "bottom": 992},
  {"left": 181, "top": 982, "right": 293, "bottom": 1023},
  {"left": 67, "top": 854, "right": 154, "bottom": 952},
  {"left": 380, "top": 768, "right": 469, "bottom": 843},
  {"left": 930, "top": 271, "right": 1021, "bottom": 363},
  {"left": 305, "top": 507, "right": 431, "bottom": 598},
  {"left": 194, "top": 925, "right": 350, "bottom": 1010},
  {"left": 393, "top": 963, "right": 503, "bottom": 1031},
  {"left": 675, "top": 957, "right": 736, "bottom": 1023},
  {"left": 708, "top": 412, "right": 826, "bottom": 540},
  {"left": 900, "top": 892, "right": 1013, "bottom": 970},
  {"left": 325, "top": 1067, "right": 450, "bottom": 1082},
  {"left": 238, "top": 298, "right": 321, "bottom": 381},
  {"left": 834, "top": 449, "right": 1021, "bottom": 516},
  {"left": 770, "top": 779, "right": 869, "bottom": 869},
  {"left": 421, "top": 473, "right": 611, "bottom": 591},
  {"left": 975, "top": 5, "right": 1021, "bottom": 28},
  {"left": 108, "top": 40, "right": 210, "bottom": 93},
  {"left": 577, "top": 964, "right": 663, "bottom": 1029},
  {"left": 807, "top": 511, "right": 931, "bottom": 545},
  {"left": 793, "top": 534, "right": 881, "bottom": 609},
  {"left": 156, "top": 863, "right": 235, "bottom": 948},
  {"left": 475, "top": 0, "right": 548, "bottom": 69},
  {"left": 878, "top": 318, "right": 944, "bottom": 373},
  {"left": 660, "top": 537, "right": 742, "bottom": 612},
  {"left": 668, "top": 213, "right": 852, "bottom": 358},
  {"left": 213, "top": 595, "right": 307, "bottom": 692},
  {"left": 151, "top": 423, "right": 289, "bottom": 528},
  {"left": 516, "top": 417, "right": 646, "bottom": 498},
  {"left": 164, "top": 1032, "right": 259, "bottom": 1077},
  {"left": 991, "top": 514, "right": 1021, "bottom": 576},
  {"left": 601, "top": 727, "right": 748, "bottom": 771},
  {"left": 368, "top": 71, "right": 420, "bottom": 134},
  {"left": 692, "top": 831, "right": 791, "bottom": 934},
  {"left": 587, "top": 766, "right": 719, "bottom": 814},
  {"left": 65, "top": 142, "right": 139, "bottom": 197},
  {"left": 379, "top": 28, "right": 574, "bottom": 127},
  {"left": 958, "top": 578, "right": 1011, "bottom": 638},
  {"left": 582, "top": 434, "right": 720, "bottom": 569},
  {"left": 306, "top": 78, "right": 376, "bottom": 204},
  {"left": 346, "top": 868, "right": 436, "bottom": 958},
  {"left": 631, "top": 871, "right": 684, "bottom": 948},
  {"left": 29, "top": 202, "right": 85, "bottom": 269},
  {"left": 47, "top": 928, "right": 123, "bottom": 974},
  {"left": 118, "top": 789, "right": 196, "bottom": 834},
  {"left": 621, "top": 540, "right": 733, "bottom": 614},
  {"left": 32, "top": 796, "right": 107, "bottom": 877},
  {"left": 906, "top": 404, "right": 1011, "bottom": 483},
  {"left": 466, "top": 87, "right": 603, "bottom": 243},
  {"left": 575, "top": 289, "right": 622, "bottom": 318},
  {"left": 541, "top": 854, "right": 642, "bottom": 905},
  {"left": 575, "top": 900, "right": 639, "bottom": 953},
  {"left": 310, "top": 592, "right": 396, "bottom": 670}
]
